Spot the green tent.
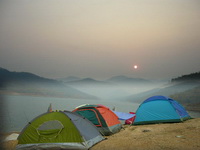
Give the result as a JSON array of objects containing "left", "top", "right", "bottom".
[{"left": 16, "top": 111, "right": 104, "bottom": 150}]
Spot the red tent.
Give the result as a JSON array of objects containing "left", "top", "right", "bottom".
[{"left": 125, "top": 112, "right": 136, "bottom": 124}]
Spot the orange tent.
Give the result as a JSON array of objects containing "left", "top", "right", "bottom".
[{"left": 73, "top": 104, "right": 122, "bottom": 135}]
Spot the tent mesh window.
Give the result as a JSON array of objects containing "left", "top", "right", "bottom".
[{"left": 37, "top": 120, "right": 64, "bottom": 139}]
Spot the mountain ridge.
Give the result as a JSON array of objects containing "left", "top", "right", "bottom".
[{"left": 0, "top": 68, "right": 97, "bottom": 99}]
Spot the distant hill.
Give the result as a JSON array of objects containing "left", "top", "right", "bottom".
[
  {"left": 0, "top": 67, "right": 61, "bottom": 86},
  {"left": 170, "top": 86, "right": 200, "bottom": 112},
  {"left": 0, "top": 68, "right": 97, "bottom": 99},
  {"left": 126, "top": 81, "right": 200, "bottom": 103},
  {"left": 107, "top": 75, "right": 151, "bottom": 85},
  {"left": 59, "top": 75, "right": 152, "bottom": 86},
  {"left": 170, "top": 86, "right": 200, "bottom": 104},
  {"left": 171, "top": 71, "right": 200, "bottom": 82},
  {"left": 57, "top": 76, "right": 81, "bottom": 82},
  {"left": 65, "top": 78, "right": 111, "bottom": 87}
]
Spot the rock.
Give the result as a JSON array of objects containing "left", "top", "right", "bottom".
[
  {"left": 142, "top": 129, "right": 151, "bottom": 132},
  {"left": 176, "top": 135, "right": 183, "bottom": 138}
]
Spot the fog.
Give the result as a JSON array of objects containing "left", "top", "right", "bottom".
[{"left": 65, "top": 82, "right": 165, "bottom": 101}]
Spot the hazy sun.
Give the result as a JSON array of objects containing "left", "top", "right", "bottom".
[{"left": 133, "top": 65, "right": 138, "bottom": 69}]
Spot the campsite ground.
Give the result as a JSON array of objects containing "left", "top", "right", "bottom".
[
  {"left": 92, "top": 118, "right": 200, "bottom": 150},
  {"left": 1, "top": 118, "right": 200, "bottom": 150}
]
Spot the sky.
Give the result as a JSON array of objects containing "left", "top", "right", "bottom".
[{"left": 0, "top": 0, "right": 200, "bottom": 80}]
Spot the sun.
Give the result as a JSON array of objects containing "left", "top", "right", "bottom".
[{"left": 133, "top": 65, "right": 138, "bottom": 69}]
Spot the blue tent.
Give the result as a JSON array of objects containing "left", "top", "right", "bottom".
[{"left": 133, "top": 95, "right": 191, "bottom": 125}]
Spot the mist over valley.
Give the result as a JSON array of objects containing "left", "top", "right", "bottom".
[{"left": 1, "top": 67, "right": 199, "bottom": 110}]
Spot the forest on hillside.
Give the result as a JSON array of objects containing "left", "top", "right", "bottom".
[{"left": 171, "top": 72, "right": 200, "bottom": 82}]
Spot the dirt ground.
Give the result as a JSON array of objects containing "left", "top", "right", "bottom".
[
  {"left": 92, "top": 118, "right": 200, "bottom": 150},
  {"left": 1, "top": 118, "right": 200, "bottom": 150}
]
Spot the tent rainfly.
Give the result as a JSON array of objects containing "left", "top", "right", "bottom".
[
  {"left": 133, "top": 95, "right": 191, "bottom": 125},
  {"left": 16, "top": 111, "right": 104, "bottom": 150},
  {"left": 73, "top": 104, "right": 122, "bottom": 136}
]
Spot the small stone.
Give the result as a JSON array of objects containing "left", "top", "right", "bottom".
[
  {"left": 142, "top": 129, "right": 151, "bottom": 132},
  {"left": 176, "top": 135, "right": 183, "bottom": 138}
]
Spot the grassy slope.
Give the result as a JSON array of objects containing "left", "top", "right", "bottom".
[{"left": 170, "top": 86, "right": 200, "bottom": 112}]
